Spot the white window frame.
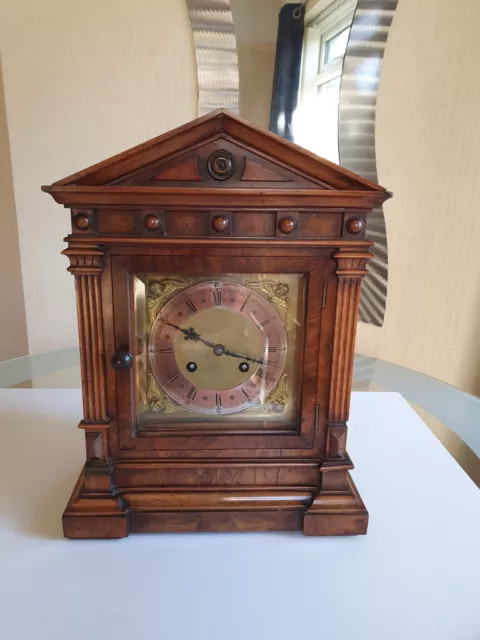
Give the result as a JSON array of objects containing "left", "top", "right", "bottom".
[{"left": 300, "top": 0, "right": 357, "bottom": 101}]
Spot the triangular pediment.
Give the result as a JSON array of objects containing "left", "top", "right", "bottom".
[{"left": 48, "top": 110, "right": 387, "bottom": 193}]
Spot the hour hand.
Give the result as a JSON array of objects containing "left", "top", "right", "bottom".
[
  {"left": 165, "top": 322, "right": 214, "bottom": 349},
  {"left": 165, "top": 321, "right": 198, "bottom": 339}
]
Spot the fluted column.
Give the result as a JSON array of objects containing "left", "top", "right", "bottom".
[
  {"left": 326, "top": 249, "right": 373, "bottom": 460},
  {"left": 62, "top": 244, "right": 109, "bottom": 460}
]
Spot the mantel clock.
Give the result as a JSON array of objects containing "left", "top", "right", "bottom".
[{"left": 43, "top": 110, "right": 391, "bottom": 538}]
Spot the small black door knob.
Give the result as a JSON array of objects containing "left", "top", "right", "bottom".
[{"left": 110, "top": 351, "right": 133, "bottom": 371}]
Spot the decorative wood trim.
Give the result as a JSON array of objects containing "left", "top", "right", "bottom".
[
  {"left": 124, "top": 489, "right": 312, "bottom": 511},
  {"left": 241, "top": 158, "right": 291, "bottom": 182},
  {"left": 62, "top": 244, "right": 108, "bottom": 425},
  {"left": 303, "top": 471, "right": 368, "bottom": 536},
  {"left": 152, "top": 156, "right": 201, "bottom": 182},
  {"left": 43, "top": 107, "right": 387, "bottom": 538},
  {"left": 71, "top": 209, "right": 95, "bottom": 233},
  {"left": 65, "top": 235, "right": 374, "bottom": 250},
  {"left": 62, "top": 244, "right": 104, "bottom": 274},
  {"left": 82, "top": 424, "right": 110, "bottom": 461},
  {"left": 129, "top": 511, "right": 302, "bottom": 534},
  {"left": 114, "top": 460, "right": 320, "bottom": 488},
  {"left": 326, "top": 423, "right": 347, "bottom": 459},
  {"left": 83, "top": 459, "right": 114, "bottom": 492},
  {"left": 43, "top": 185, "right": 391, "bottom": 209},
  {"left": 328, "top": 249, "right": 373, "bottom": 424},
  {"left": 46, "top": 110, "right": 387, "bottom": 192},
  {"left": 63, "top": 470, "right": 127, "bottom": 539}
]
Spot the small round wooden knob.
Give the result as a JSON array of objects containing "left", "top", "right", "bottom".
[
  {"left": 211, "top": 215, "right": 229, "bottom": 233},
  {"left": 144, "top": 214, "right": 160, "bottom": 231},
  {"left": 278, "top": 216, "right": 297, "bottom": 234},
  {"left": 347, "top": 218, "right": 364, "bottom": 234},
  {"left": 73, "top": 213, "right": 91, "bottom": 230},
  {"left": 110, "top": 351, "right": 133, "bottom": 371}
]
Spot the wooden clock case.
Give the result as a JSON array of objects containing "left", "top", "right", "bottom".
[{"left": 43, "top": 110, "right": 390, "bottom": 539}]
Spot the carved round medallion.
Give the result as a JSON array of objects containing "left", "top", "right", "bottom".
[
  {"left": 207, "top": 150, "right": 235, "bottom": 181},
  {"left": 73, "top": 212, "right": 91, "bottom": 231},
  {"left": 346, "top": 218, "right": 364, "bottom": 235},
  {"left": 144, "top": 213, "right": 160, "bottom": 231},
  {"left": 278, "top": 216, "right": 297, "bottom": 234},
  {"left": 211, "top": 215, "right": 229, "bottom": 233}
]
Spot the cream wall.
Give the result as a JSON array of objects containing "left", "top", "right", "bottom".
[
  {"left": 356, "top": 0, "right": 480, "bottom": 396},
  {"left": 0, "top": 0, "right": 197, "bottom": 355},
  {"left": 2, "top": 0, "right": 480, "bottom": 399},
  {"left": 231, "top": 0, "right": 280, "bottom": 128},
  {"left": 0, "top": 53, "right": 28, "bottom": 361}
]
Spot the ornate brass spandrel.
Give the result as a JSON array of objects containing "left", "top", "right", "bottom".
[
  {"left": 262, "top": 374, "right": 287, "bottom": 414},
  {"left": 146, "top": 277, "right": 191, "bottom": 327},
  {"left": 245, "top": 278, "right": 290, "bottom": 325},
  {"left": 246, "top": 374, "right": 287, "bottom": 415},
  {"left": 147, "top": 374, "right": 182, "bottom": 414}
]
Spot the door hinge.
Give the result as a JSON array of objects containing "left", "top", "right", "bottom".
[{"left": 321, "top": 282, "right": 328, "bottom": 308}]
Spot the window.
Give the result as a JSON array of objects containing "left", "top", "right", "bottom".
[{"left": 294, "top": 0, "right": 356, "bottom": 162}]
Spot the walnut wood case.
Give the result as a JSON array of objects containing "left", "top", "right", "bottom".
[{"left": 43, "top": 109, "right": 391, "bottom": 539}]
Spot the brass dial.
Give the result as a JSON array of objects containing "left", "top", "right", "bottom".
[{"left": 149, "top": 280, "right": 287, "bottom": 415}]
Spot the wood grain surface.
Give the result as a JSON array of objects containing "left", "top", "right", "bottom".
[{"left": 43, "top": 110, "right": 388, "bottom": 538}]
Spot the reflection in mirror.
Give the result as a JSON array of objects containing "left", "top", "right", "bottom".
[
  {"left": 186, "top": 0, "right": 398, "bottom": 327},
  {"left": 230, "top": 0, "right": 280, "bottom": 129},
  {"left": 295, "top": 0, "right": 356, "bottom": 161},
  {"left": 231, "top": 0, "right": 357, "bottom": 161}
]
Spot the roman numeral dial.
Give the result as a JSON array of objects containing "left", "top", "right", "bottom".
[{"left": 148, "top": 279, "right": 288, "bottom": 416}]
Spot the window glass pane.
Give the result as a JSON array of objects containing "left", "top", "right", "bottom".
[
  {"left": 324, "top": 27, "right": 350, "bottom": 65},
  {"left": 293, "top": 75, "right": 341, "bottom": 163}
]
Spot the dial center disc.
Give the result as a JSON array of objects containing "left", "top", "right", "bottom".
[{"left": 174, "top": 307, "right": 262, "bottom": 391}]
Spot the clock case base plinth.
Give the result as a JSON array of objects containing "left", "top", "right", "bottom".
[{"left": 62, "top": 456, "right": 368, "bottom": 539}]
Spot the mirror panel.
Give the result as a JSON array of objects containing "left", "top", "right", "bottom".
[{"left": 186, "top": 0, "right": 398, "bottom": 326}]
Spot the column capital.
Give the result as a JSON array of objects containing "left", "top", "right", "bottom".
[
  {"left": 62, "top": 244, "right": 104, "bottom": 275},
  {"left": 334, "top": 249, "right": 374, "bottom": 279}
]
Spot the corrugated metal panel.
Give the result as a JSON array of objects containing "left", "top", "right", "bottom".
[
  {"left": 339, "top": 0, "right": 398, "bottom": 326},
  {"left": 186, "top": 0, "right": 240, "bottom": 115}
]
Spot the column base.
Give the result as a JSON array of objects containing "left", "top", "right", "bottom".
[
  {"left": 303, "top": 468, "right": 368, "bottom": 536},
  {"left": 63, "top": 468, "right": 128, "bottom": 539}
]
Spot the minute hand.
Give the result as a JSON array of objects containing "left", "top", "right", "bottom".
[
  {"left": 165, "top": 322, "right": 268, "bottom": 365},
  {"left": 223, "top": 349, "right": 266, "bottom": 366}
]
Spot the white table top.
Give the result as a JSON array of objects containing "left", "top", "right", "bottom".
[{"left": 0, "top": 389, "right": 479, "bottom": 640}]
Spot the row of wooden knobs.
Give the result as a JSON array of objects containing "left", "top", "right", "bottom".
[
  {"left": 142, "top": 214, "right": 301, "bottom": 234},
  {"left": 74, "top": 212, "right": 364, "bottom": 235},
  {"left": 144, "top": 214, "right": 364, "bottom": 235}
]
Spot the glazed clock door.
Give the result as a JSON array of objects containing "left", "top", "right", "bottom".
[{"left": 110, "top": 251, "right": 327, "bottom": 454}]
